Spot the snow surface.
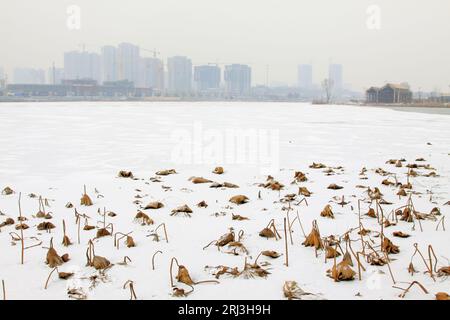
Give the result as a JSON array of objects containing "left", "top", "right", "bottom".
[{"left": 0, "top": 101, "right": 449, "bottom": 300}]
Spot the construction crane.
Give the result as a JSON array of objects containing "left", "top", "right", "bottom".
[{"left": 141, "top": 48, "right": 160, "bottom": 59}]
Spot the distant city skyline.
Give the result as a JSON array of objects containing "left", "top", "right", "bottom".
[{"left": 1, "top": 1, "right": 449, "bottom": 92}]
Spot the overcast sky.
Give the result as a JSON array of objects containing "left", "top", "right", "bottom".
[{"left": 1, "top": 0, "right": 449, "bottom": 91}]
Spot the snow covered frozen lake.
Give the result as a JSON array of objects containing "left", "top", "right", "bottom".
[{"left": 0, "top": 102, "right": 449, "bottom": 300}]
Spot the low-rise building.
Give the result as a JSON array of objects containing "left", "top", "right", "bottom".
[{"left": 366, "top": 83, "right": 412, "bottom": 104}]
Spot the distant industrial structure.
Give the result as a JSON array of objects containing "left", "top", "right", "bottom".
[{"left": 366, "top": 83, "right": 413, "bottom": 104}]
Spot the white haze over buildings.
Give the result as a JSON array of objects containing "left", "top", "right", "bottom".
[{"left": 0, "top": 0, "right": 449, "bottom": 91}]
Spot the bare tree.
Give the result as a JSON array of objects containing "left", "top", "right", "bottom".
[{"left": 322, "top": 78, "right": 334, "bottom": 104}]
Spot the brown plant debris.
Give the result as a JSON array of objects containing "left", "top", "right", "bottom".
[
  {"left": 302, "top": 220, "right": 323, "bottom": 250},
  {"left": 382, "top": 237, "right": 400, "bottom": 254},
  {"left": 327, "top": 259, "right": 356, "bottom": 281},
  {"left": 397, "top": 188, "right": 407, "bottom": 196},
  {"left": 37, "top": 222, "right": 56, "bottom": 231},
  {"left": 189, "top": 176, "right": 213, "bottom": 184},
  {"left": 156, "top": 169, "right": 176, "bottom": 176},
  {"left": 294, "top": 171, "right": 308, "bottom": 182},
  {"left": 393, "top": 231, "right": 410, "bottom": 238},
  {"left": 283, "top": 281, "right": 315, "bottom": 300},
  {"left": 229, "top": 195, "right": 249, "bottom": 205},
  {"left": 263, "top": 176, "right": 284, "bottom": 190},
  {"left": 144, "top": 201, "right": 164, "bottom": 210},
  {"left": 328, "top": 184, "right": 343, "bottom": 190},
  {"left": 171, "top": 204, "right": 193, "bottom": 217},
  {"left": 46, "top": 239, "right": 64, "bottom": 268},
  {"left": 298, "top": 187, "right": 312, "bottom": 197},
  {"left": 261, "top": 250, "right": 282, "bottom": 258},
  {"left": 134, "top": 211, "right": 154, "bottom": 225},
  {"left": 325, "top": 246, "right": 341, "bottom": 259},
  {"left": 232, "top": 214, "right": 249, "bottom": 221},
  {"left": 118, "top": 170, "right": 133, "bottom": 178},
  {"left": 310, "top": 162, "right": 326, "bottom": 169},
  {"left": 1, "top": 187, "right": 14, "bottom": 195},
  {"left": 366, "top": 208, "right": 377, "bottom": 218},
  {"left": 436, "top": 292, "right": 450, "bottom": 300},
  {"left": 80, "top": 185, "right": 93, "bottom": 206},
  {"left": 197, "top": 200, "right": 208, "bottom": 208},
  {"left": 320, "top": 205, "right": 334, "bottom": 219},
  {"left": 438, "top": 267, "right": 450, "bottom": 277},
  {"left": 213, "top": 167, "right": 224, "bottom": 174},
  {"left": 96, "top": 228, "right": 111, "bottom": 238}
]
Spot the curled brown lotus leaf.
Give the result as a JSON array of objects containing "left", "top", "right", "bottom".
[
  {"left": 2, "top": 218, "right": 15, "bottom": 226},
  {"left": 259, "top": 228, "right": 276, "bottom": 239},
  {"left": 189, "top": 177, "right": 212, "bottom": 184},
  {"left": 223, "top": 182, "right": 239, "bottom": 188},
  {"left": 327, "top": 260, "right": 356, "bottom": 281},
  {"left": 384, "top": 220, "right": 396, "bottom": 228},
  {"left": 436, "top": 292, "right": 450, "bottom": 301},
  {"left": 36, "top": 211, "right": 46, "bottom": 218},
  {"left": 395, "top": 160, "right": 403, "bottom": 167},
  {"left": 62, "top": 235, "right": 72, "bottom": 247},
  {"left": 310, "top": 162, "right": 326, "bottom": 169},
  {"left": 83, "top": 225, "right": 95, "bottom": 231},
  {"left": 294, "top": 171, "right": 308, "bottom": 182},
  {"left": 232, "top": 214, "right": 249, "bottom": 221},
  {"left": 283, "top": 281, "right": 314, "bottom": 300},
  {"left": 96, "top": 228, "right": 111, "bottom": 238},
  {"left": 15, "top": 223, "right": 29, "bottom": 230},
  {"left": 302, "top": 221, "right": 323, "bottom": 250},
  {"left": 46, "top": 247, "right": 64, "bottom": 268},
  {"left": 298, "top": 187, "right": 312, "bottom": 197},
  {"left": 438, "top": 266, "right": 450, "bottom": 277},
  {"left": 144, "top": 201, "right": 164, "bottom": 210},
  {"left": 382, "top": 237, "right": 400, "bottom": 254},
  {"left": 80, "top": 194, "right": 93, "bottom": 206},
  {"left": 216, "top": 232, "right": 235, "bottom": 247},
  {"left": 135, "top": 211, "right": 154, "bottom": 225},
  {"left": 368, "top": 187, "right": 383, "bottom": 200},
  {"left": 156, "top": 169, "right": 176, "bottom": 176},
  {"left": 197, "top": 201, "right": 208, "bottom": 208},
  {"left": 325, "top": 246, "right": 341, "bottom": 259},
  {"left": 342, "top": 251, "right": 353, "bottom": 266},
  {"left": 264, "top": 179, "right": 284, "bottom": 191},
  {"left": 382, "top": 179, "right": 395, "bottom": 186},
  {"left": 172, "top": 287, "right": 192, "bottom": 297},
  {"left": 328, "top": 183, "right": 343, "bottom": 190},
  {"left": 92, "top": 256, "right": 111, "bottom": 270},
  {"left": 366, "top": 208, "right": 377, "bottom": 218},
  {"left": 125, "top": 236, "right": 136, "bottom": 248},
  {"left": 430, "top": 207, "right": 441, "bottom": 215},
  {"left": 240, "top": 262, "right": 270, "bottom": 279},
  {"left": 401, "top": 207, "right": 414, "bottom": 222},
  {"left": 176, "top": 265, "right": 195, "bottom": 285},
  {"left": 213, "top": 167, "right": 224, "bottom": 174},
  {"left": 358, "top": 228, "right": 371, "bottom": 236},
  {"left": 118, "top": 170, "right": 133, "bottom": 178},
  {"left": 408, "top": 262, "right": 417, "bottom": 275},
  {"left": 397, "top": 188, "right": 407, "bottom": 197},
  {"left": 393, "top": 231, "right": 410, "bottom": 238},
  {"left": 37, "top": 222, "right": 56, "bottom": 231},
  {"left": 262, "top": 250, "right": 281, "bottom": 259},
  {"left": 171, "top": 204, "right": 193, "bottom": 217},
  {"left": 229, "top": 195, "right": 249, "bottom": 205},
  {"left": 61, "top": 253, "right": 70, "bottom": 262},
  {"left": 2, "top": 187, "right": 14, "bottom": 195},
  {"left": 320, "top": 205, "right": 334, "bottom": 219},
  {"left": 58, "top": 272, "right": 74, "bottom": 280},
  {"left": 367, "top": 253, "right": 387, "bottom": 266}
]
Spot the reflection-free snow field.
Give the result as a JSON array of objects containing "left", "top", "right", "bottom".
[{"left": 0, "top": 102, "right": 449, "bottom": 300}]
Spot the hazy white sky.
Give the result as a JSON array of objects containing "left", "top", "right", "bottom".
[{"left": 1, "top": 0, "right": 449, "bottom": 91}]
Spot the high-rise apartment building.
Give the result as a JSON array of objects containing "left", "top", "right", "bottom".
[
  {"left": 194, "top": 65, "right": 221, "bottom": 91},
  {"left": 139, "top": 57, "right": 164, "bottom": 91},
  {"left": 64, "top": 51, "right": 101, "bottom": 82},
  {"left": 167, "top": 56, "right": 192, "bottom": 94},
  {"left": 224, "top": 64, "right": 252, "bottom": 96},
  {"left": 117, "top": 43, "right": 140, "bottom": 85},
  {"left": 298, "top": 64, "right": 313, "bottom": 89},
  {"left": 101, "top": 46, "right": 118, "bottom": 83},
  {"left": 13, "top": 68, "right": 46, "bottom": 84},
  {"left": 328, "top": 64, "right": 343, "bottom": 91}
]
